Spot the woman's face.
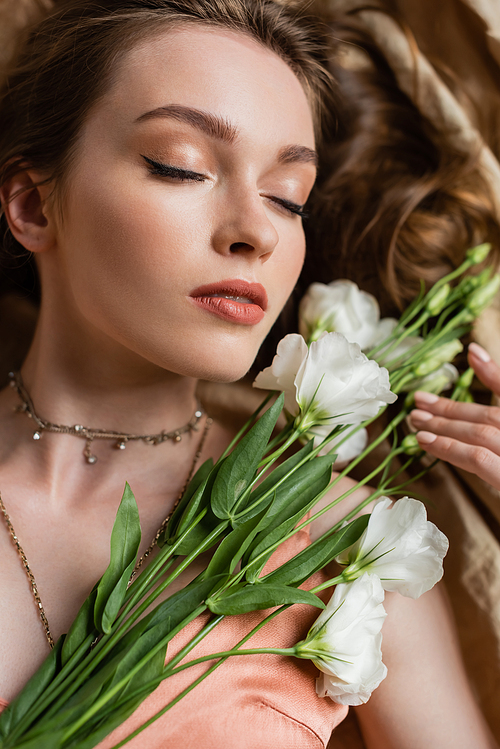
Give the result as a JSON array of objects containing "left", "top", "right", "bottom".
[{"left": 47, "top": 25, "right": 317, "bottom": 381}]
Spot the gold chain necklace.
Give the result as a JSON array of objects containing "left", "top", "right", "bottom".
[
  {"left": 9, "top": 371, "right": 205, "bottom": 464},
  {"left": 0, "top": 404, "right": 213, "bottom": 649}
]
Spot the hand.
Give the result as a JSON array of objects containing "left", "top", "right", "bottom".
[{"left": 410, "top": 343, "right": 500, "bottom": 490}]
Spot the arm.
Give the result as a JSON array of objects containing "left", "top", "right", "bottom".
[{"left": 355, "top": 584, "right": 498, "bottom": 749}]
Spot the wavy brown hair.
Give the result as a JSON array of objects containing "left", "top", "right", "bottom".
[{"left": 300, "top": 10, "right": 500, "bottom": 319}]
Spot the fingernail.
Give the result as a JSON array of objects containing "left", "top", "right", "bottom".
[
  {"left": 416, "top": 431, "right": 437, "bottom": 444},
  {"left": 469, "top": 342, "right": 491, "bottom": 363},
  {"left": 414, "top": 391, "right": 439, "bottom": 405},
  {"left": 411, "top": 409, "right": 433, "bottom": 422}
]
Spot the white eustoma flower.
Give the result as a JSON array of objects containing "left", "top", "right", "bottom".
[
  {"left": 253, "top": 332, "right": 397, "bottom": 432},
  {"left": 337, "top": 497, "right": 449, "bottom": 599},
  {"left": 295, "top": 574, "right": 387, "bottom": 706},
  {"left": 308, "top": 424, "right": 368, "bottom": 467},
  {"left": 299, "top": 280, "right": 383, "bottom": 350}
]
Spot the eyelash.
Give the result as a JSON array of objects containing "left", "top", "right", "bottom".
[
  {"left": 142, "top": 155, "right": 205, "bottom": 182},
  {"left": 141, "top": 155, "right": 308, "bottom": 218},
  {"left": 269, "top": 197, "right": 309, "bottom": 219}
]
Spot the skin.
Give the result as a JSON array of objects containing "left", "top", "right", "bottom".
[
  {"left": 412, "top": 342, "right": 500, "bottom": 487},
  {"left": 0, "top": 25, "right": 315, "bottom": 700},
  {"left": 0, "top": 23, "right": 496, "bottom": 749}
]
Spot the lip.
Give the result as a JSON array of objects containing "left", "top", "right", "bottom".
[{"left": 189, "top": 279, "right": 268, "bottom": 325}]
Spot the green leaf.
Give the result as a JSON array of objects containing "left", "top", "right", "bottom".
[
  {"left": 61, "top": 586, "right": 99, "bottom": 666},
  {"left": 210, "top": 394, "right": 284, "bottom": 520},
  {"left": 259, "top": 453, "right": 335, "bottom": 527},
  {"left": 233, "top": 440, "right": 314, "bottom": 524},
  {"left": 159, "top": 458, "right": 214, "bottom": 546},
  {"left": 204, "top": 509, "right": 268, "bottom": 577},
  {"left": 94, "top": 484, "right": 141, "bottom": 634},
  {"left": 167, "top": 463, "right": 223, "bottom": 554},
  {"left": 140, "top": 574, "right": 225, "bottom": 634},
  {"left": 172, "top": 516, "right": 222, "bottom": 557},
  {"left": 100, "top": 625, "right": 168, "bottom": 710},
  {"left": 262, "top": 516, "right": 370, "bottom": 587},
  {"left": 63, "top": 694, "right": 145, "bottom": 749},
  {"left": 207, "top": 584, "right": 324, "bottom": 615},
  {"left": 5, "top": 731, "right": 66, "bottom": 749},
  {"left": 0, "top": 661, "right": 114, "bottom": 746},
  {"left": 0, "top": 638, "right": 64, "bottom": 740},
  {"left": 243, "top": 455, "right": 335, "bottom": 581}
]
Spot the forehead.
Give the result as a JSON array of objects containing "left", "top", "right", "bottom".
[{"left": 90, "top": 25, "right": 316, "bottom": 150}]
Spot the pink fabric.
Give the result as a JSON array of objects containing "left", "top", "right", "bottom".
[
  {"left": 1, "top": 529, "right": 348, "bottom": 747},
  {"left": 97, "top": 528, "right": 348, "bottom": 748}
]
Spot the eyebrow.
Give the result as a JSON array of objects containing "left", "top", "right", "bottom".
[
  {"left": 136, "top": 104, "right": 318, "bottom": 167},
  {"left": 277, "top": 144, "right": 318, "bottom": 167},
  {"left": 136, "top": 104, "right": 238, "bottom": 144}
]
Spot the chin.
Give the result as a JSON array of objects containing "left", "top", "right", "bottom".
[
  {"left": 176, "top": 355, "right": 256, "bottom": 384},
  {"left": 161, "top": 325, "right": 269, "bottom": 383}
]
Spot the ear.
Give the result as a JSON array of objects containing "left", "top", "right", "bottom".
[{"left": 0, "top": 167, "right": 56, "bottom": 253}]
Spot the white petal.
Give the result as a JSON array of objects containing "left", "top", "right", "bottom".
[
  {"left": 310, "top": 575, "right": 388, "bottom": 705},
  {"left": 338, "top": 497, "right": 449, "bottom": 598},
  {"left": 299, "top": 281, "right": 382, "bottom": 350},
  {"left": 253, "top": 334, "right": 308, "bottom": 415},
  {"left": 298, "top": 333, "right": 396, "bottom": 425},
  {"left": 312, "top": 427, "right": 368, "bottom": 467}
]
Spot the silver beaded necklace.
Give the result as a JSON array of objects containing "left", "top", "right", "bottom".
[{"left": 9, "top": 371, "right": 204, "bottom": 464}]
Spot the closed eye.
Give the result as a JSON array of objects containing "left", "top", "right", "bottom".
[
  {"left": 266, "top": 195, "right": 309, "bottom": 219},
  {"left": 141, "top": 155, "right": 206, "bottom": 182}
]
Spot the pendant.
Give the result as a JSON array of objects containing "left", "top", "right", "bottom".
[{"left": 84, "top": 437, "right": 97, "bottom": 465}]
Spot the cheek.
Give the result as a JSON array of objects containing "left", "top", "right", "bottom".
[
  {"left": 61, "top": 176, "right": 203, "bottom": 326},
  {"left": 266, "top": 228, "right": 306, "bottom": 309}
]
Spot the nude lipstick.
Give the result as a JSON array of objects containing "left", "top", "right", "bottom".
[{"left": 189, "top": 279, "right": 268, "bottom": 325}]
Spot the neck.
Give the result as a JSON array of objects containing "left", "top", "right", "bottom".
[{"left": 0, "top": 304, "right": 205, "bottom": 499}]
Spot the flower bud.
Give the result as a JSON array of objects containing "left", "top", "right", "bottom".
[
  {"left": 460, "top": 268, "right": 491, "bottom": 298},
  {"left": 466, "top": 243, "right": 491, "bottom": 265},
  {"left": 466, "top": 274, "right": 500, "bottom": 316},
  {"left": 413, "top": 339, "right": 463, "bottom": 377},
  {"left": 457, "top": 367, "right": 474, "bottom": 389},
  {"left": 403, "top": 362, "right": 459, "bottom": 403},
  {"left": 401, "top": 434, "right": 423, "bottom": 455},
  {"left": 426, "top": 284, "right": 450, "bottom": 316}
]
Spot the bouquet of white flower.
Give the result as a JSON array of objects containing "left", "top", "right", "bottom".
[{"left": 0, "top": 244, "right": 495, "bottom": 748}]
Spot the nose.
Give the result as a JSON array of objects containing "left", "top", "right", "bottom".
[{"left": 212, "top": 189, "right": 279, "bottom": 262}]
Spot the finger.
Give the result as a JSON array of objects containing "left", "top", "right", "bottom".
[
  {"left": 468, "top": 342, "right": 500, "bottom": 398},
  {"left": 415, "top": 431, "right": 500, "bottom": 490},
  {"left": 410, "top": 410, "right": 500, "bottom": 455},
  {"left": 414, "top": 390, "right": 500, "bottom": 427}
]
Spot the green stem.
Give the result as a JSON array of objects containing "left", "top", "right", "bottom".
[
  {"left": 60, "top": 604, "right": 209, "bottom": 742},
  {"left": 218, "top": 392, "right": 274, "bottom": 461},
  {"left": 20, "top": 515, "right": 225, "bottom": 736},
  {"left": 232, "top": 431, "right": 403, "bottom": 589},
  {"left": 105, "top": 602, "right": 295, "bottom": 749},
  {"left": 309, "top": 574, "right": 345, "bottom": 594}
]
